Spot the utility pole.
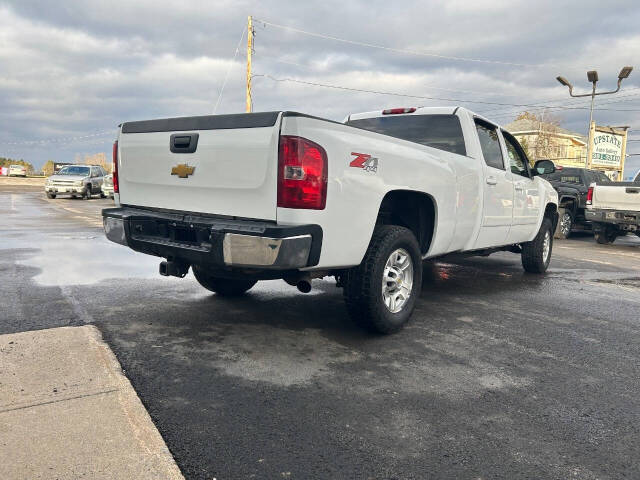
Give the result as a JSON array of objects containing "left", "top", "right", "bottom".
[
  {"left": 246, "top": 15, "right": 253, "bottom": 113},
  {"left": 556, "top": 66, "right": 633, "bottom": 169}
]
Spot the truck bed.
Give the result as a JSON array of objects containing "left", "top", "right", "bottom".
[{"left": 590, "top": 183, "right": 640, "bottom": 212}]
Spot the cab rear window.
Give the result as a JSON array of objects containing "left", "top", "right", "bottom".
[{"left": 346, "top": 114, "right": 466, "bottom": 156}]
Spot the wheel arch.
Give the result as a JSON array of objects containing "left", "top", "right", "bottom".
[
  {"left": 558, "top": 194, "right": 578, "bottom": 215},
  {"left": 544, "top": 202, "right": 559, "bottom": 232},
  {"left": 376, "top": 190, "right": 437, "bottom": 256}
]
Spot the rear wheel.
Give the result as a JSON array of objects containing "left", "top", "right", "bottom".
[
  {"left": 192, "top": 265, "right": 257, "bottom": 296},
  {"left": 521, "top": 218, "right": 553, "bottom": 273},
  {"left": 343, "top": 225, "right": 422, "bottom": 334},
  {"left": 595, "top": 226, "right": 618, "bottom": 245}
]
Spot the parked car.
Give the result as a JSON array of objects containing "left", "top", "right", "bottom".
[
  {"left": 540, "top": 167, "right": 613, "bottom": 239},
  {"left": 8, "top": 165, "right": 27, "bottom": 177},
  {"left": 103, "top": 107, "right": 558, "bottom": 333},
  {"left": 101, "top": 174, "right": 114, "bottom": 198},
  {"left": 45, "top": 165, "right": 107, "bottom": 199},
  {"left": 585, "top": 182, "right": 640, "bottom": 244}
]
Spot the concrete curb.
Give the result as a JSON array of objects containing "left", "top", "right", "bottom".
[{"left": 0, "top": 325, "right": 184, "bottom": 480}]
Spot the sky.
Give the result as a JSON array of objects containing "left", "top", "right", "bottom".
[{"left": 1, "top": 0, "right": 639, "bottom": 178}]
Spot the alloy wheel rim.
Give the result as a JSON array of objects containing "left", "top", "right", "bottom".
[
  {"left": 382, "top": 248, "right": 414, "bottom": 313},
  {"left": 560, "top": 213, "right": 571, "bottom": 236}
]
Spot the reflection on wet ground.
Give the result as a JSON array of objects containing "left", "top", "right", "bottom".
[{"left": 0, "top": 190, "right": 158, "bottom": 286}]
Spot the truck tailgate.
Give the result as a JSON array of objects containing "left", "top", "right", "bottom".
[
  {"left": 592, "top": 184, "right": 640, "bottom": 211},
  {"left": 117, "top": 112, "right": 281, "bottom": 220}
]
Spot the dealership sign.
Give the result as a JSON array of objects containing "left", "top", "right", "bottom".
[{"left": 591, "top": 130, "right": 624, "bottom": 167}]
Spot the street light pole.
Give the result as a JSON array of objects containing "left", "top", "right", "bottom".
[{"left": 556, "top": 66, "right": 633, "bottom": 169}]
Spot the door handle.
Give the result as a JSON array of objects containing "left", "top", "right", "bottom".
[
  {"left": 515, "top": 184, "right": 524, "bottom": 192},
  {"left": 486, "top": 176, "right": 497, "bottom": 185}
]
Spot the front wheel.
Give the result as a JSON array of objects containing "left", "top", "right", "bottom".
[
  {"left": 343, "top": 225, "right": 422, "bottom": 334},
  {"left": 46, "top": 192, "right": 56, "bottom": 199},
  {"left": 555, "top": 210, "right": 573, "bottom": 239},
  {"left": 192, "top": 265, "right": 257, "bottom": 296},
  {"left": 84, "top": 186, "right": 92, "bottom": 199},
  {"left": 521, "top": 218, "right": 553, "bottom": 273}
]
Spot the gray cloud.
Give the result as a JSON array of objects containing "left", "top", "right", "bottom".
[{"left": 1, "top": 0, "right": 639, "bottom": 176}]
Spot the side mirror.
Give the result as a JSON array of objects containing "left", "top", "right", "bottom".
[{"left": 533, "top": 159, "right": 555, "bottom": 176}]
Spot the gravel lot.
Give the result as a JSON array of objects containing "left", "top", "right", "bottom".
[{"left": 2, "top": 185, "right": 640, "bottom": 480}]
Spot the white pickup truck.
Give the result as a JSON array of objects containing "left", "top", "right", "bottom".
[
  {"left": 585, "top": 182, "right": 640, "bottom": 244},
  {"left": 103, "top": 107, "right": 558, "bottom": 333}
]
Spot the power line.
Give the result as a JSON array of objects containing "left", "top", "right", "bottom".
[
  {"left": 254, "top": 53, "right": 541, "bottom": 98},
  {"left": 255, "top": 74, "right": 640, "bottom": 112},
  {"left": 0, "top": 130, "right": 114, "bottom": 147},
  {"left": 213, "top": 26, "right": 247, "bottom": 114},
  {"left": 254, "top": 18, "right": 560, "bottom": 68},
  {"left": 480, "top": 91, "right": 640, "bottom": 121},
  {"left": 479, "top": 86, "right": 640, "bottom": 117}
]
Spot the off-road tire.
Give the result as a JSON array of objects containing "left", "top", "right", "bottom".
[
  {"left": 594, "top": 227, "right": 617, "bottom": 245},
  {"left": 554, "top": 210, "right": 573, "bottom": 239},
  {"left": 343, "top": 225, "right": 422, "bottom": 334},
  {"left": 192, "top": 265, "right": 257, "bottom": 296},
  {"left": 46, "top": 193, "right": 56, "bottom": 199},
  {"left": 521, "top": 218, "right": 553, "bottom": 273}
]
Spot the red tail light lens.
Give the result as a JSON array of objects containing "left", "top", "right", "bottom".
[
  {"left": 586, "top": 186, "right": 593, "bottom": 205},
  {"left": 277, "top": 135, "right": 327, "bottom": 210},
  {"left": 382, "top": 107, "right": 416, "bottom": 115},
  {"left": 112, "top": 140, "right": 119, "bottom": 194}
]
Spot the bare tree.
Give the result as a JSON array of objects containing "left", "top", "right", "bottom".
[{"left": 514, "top": 111, "right": 564, "bottom": 162}]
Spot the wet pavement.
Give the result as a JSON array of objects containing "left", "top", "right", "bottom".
[{"left": 2, "top": 185, "right": 640, "bottom": 480}]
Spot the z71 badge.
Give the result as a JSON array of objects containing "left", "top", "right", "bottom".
[{"left": 349, "top": 152, "right": 378, "bottom": 173}]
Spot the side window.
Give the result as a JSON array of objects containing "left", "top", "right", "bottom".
[
  {"left": 92, "top": 168, "right": 99, "bottom": 177},
  {"left": 475, "top": 120, "right": 504, "bottom": 170},
  {"left": 503, "top": 132, "right": 529, "bottom": 177}
]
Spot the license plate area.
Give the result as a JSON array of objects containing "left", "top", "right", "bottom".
[{"left": 129, "top": 218, "right": 212, "bottom": 251}]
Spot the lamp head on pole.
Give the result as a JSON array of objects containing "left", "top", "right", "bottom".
[
  {"left": 587, "top": 70, "right": 599, "bottom": 84},
  {"left": 618, "top": 66, "right": 633, "bottom": 80},
  {"left": 556, "top": 76, "right": 572, "bottom": 88}
]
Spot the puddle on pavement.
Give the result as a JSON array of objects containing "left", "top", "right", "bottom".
[{"left": 3, "top": 231, "right": 159, "bottom": 286}]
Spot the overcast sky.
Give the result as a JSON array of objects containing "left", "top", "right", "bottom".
[{"left": 1, "top": 0, "right": 639, "bottom": 177}]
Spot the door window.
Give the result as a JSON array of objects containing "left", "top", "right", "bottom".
[
  {"left": 475, "top": 120, "right": 504, "bottom": 170},
  {"left": 503, "top": 132, "right": 529, "bottom": 177}
]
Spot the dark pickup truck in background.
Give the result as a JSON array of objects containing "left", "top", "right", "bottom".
[{"left": 541, "top": 167, "right": 613, "bottom": 239}]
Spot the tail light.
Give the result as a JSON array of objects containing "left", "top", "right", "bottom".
[
  {"left": 112, "top": 140, "right": 119, "bottom": 194},
  {"left": 277, "top": 135, "right": 327, "bottom": 210},
  {"left": 586, "top": 186, "right": 593, "bottom": 205},
  {"left": 382, "top": 107, "right": 416, "bottom": 115}
]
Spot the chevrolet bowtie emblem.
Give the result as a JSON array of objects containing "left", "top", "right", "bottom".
[{"left": 171, "top": 164, "right": 195, "bottom": 178}]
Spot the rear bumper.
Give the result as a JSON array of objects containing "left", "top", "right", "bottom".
[
  {"left": 102, "top": 206, "right": 322, "bottom": 270},
  {"left": 585, "top": 208, "right": 640, "bottom": 229}
]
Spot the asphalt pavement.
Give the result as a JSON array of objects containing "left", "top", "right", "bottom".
[{"left": 2, "top": 185, "right": 640, "bottom": 480}]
